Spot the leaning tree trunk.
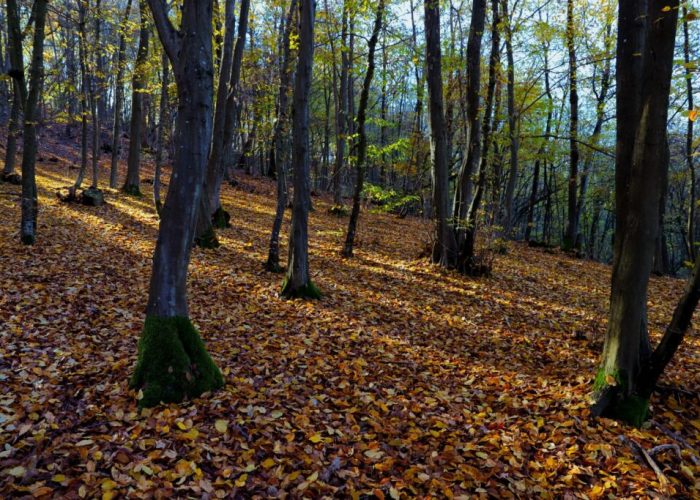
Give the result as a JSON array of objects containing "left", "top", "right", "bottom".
[
  {"left": 424, "top": 0, "right": 456, "bottom": 268},
  {"left": 343, "top": 0, "right": 384, "bottom": 258},
  {"left": 266, "top": 0, "right": 297, "bottom": 272},
  {"left": 130, "top": 0, "right": 223, "bottom": 408},
  {"left": 123, "top": 0, "right": 150, "bottom": 195},
  {"left": 194, "top": 0, "right": 250, "bottom": 248},
  {"left": 591, "top": 0, "right": 679, "bottom": 427},
  {"left": 280, "top": 0, "right": 320, "bottom": 299},
  {"left": 8, "top": 0, "right": 47, "bottom": 244},
  {"left": 110, "top": 0, "right": 133, "bottom": 188}
]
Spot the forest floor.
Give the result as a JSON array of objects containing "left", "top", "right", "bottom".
[{"left": 1, "top": 126, "right": 700, "bottom": 498}]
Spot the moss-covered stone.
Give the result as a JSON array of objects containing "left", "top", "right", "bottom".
[
  {"left": 122, "top": 184, "right": 142, "bottom": 196},
  {"left": 194, "top": 226, "right": 220, "bottom": 249},
  {"left": 280, "top": 277, "right": 322, "bottom": 299},
  {"left": 211, "top": 207, "right": 231, "bottom": 229},
  {"left": 130, "top": 316, "right": 224, "bottom": 408},
  {"left": 81, "top": 187, "right": 105, "bottom": 207}
]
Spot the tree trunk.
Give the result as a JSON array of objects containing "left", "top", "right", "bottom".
[
  {"left": 343, "top": 0, "right": 384, "bottom": 258},
  {"left": 8, "top": 0, "right": 47, "bottom": 244},
  {"left": 195, "top": 0, "right": 250, "bottom": 247},
  {"left": 452, "top": 0, "right": 486, "bottom": 245},
  {"left": 154, "top": 49, "right": 169, "bottom": 215},
  {"left": 331, "top": 1, "right": 350, "bottom": 207},
  {"left": 131, "top": 0, "right": 223, "bottom": 408},
  {"left": 684, "top": 9, "right": 696, "bottom": 263},
  {"left": 501, "top": 0, "right": 518, "bottom": 237},
  {"left": 424, "top": 0, "right": 457, "bottom": 268},
  {"left": 73, "top": 2, "right": 89, "bottom": 193},
  {"left": 2, "top": 75, "right": 21, "bottom": 182},
  {"left": 280, "top": 0, "right": 320, "bottom": 299},
  {"left": 110, "top": 0, "right": 133, "bottom": 188},
  {"left": 123, "top": 0, "right": 150, "bottom": 196},
  {"left": 266, "top": 0, "right": 297, "bottom": 272},
  {"left": 591, "top": 0, "right": 679, "bottom": 427},
  {"left": 563, "top": 0, "right": 580, "bottom": 250}
]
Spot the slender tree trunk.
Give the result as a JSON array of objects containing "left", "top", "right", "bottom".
[
  {"left": 331, "top": 2, "right": 349, "bottom": 206},
  {"left": 343, "top": 0, "right": 384, "bottom": 257},
  {"left": 2, "top": 83, "right": 21, "bottom": 182},
  {"left": 501, "top": 0, "right": 518, "bottom": 236},
  {"left": 452, "top": 0, "right": 486, "bottom": 243},
  {"left": 195, "top": 0, "right": 250, "bottom": 247},
  {"left": 684, "top": 9, "right": 696, "bottom": 263},
  {"left": 525, "top": 38, "right": 552, "bottom": 243},
  {"left": 73, "top": 1, "right": 89, "bottom": 194},
  {"left": 564, "top": 0, "right": 580, "bottom": 250},
  {"left": 123, "top": 0, "right": 150, "bottom": 195},
  {"left": 131, "top": 0, "right": 223, "bottom": 408},
  {"left": 89, "top": 0, "right": 102, "bottom": 191},
  {"left": 462, "top": 0, "right": 500, "bottom": 271},
  {"left": 8, "top": 0, "right": 47, "bottom": 244},
  {"left": 424, "top": 0, "right": 457, "bottom": 268},
  {"left": 154, "top": 49, "right": 169, "bottom": 215},
  {"left": 110, "top": 0, "right": 133, "bottom": 188},
  {"left": 266, "top": 0, "right": 298, "bottom": 272},
  {"left": 280, "top": 0, "right": 320, "bottom": 299},
  {"left": 592, "top": 0, "right": 679, "bottom": 426}
]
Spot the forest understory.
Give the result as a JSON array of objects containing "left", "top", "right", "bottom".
[{"left": 1, "top": 126, "right": 700, "bottom": 498}]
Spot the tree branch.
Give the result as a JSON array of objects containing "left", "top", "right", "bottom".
[{"left": 146, "top": 0, "right": 179, "bottom": 65}]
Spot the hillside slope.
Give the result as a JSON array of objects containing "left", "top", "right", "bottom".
[{"left": 0, "top": 128, "right": 698, "bottom": 497}]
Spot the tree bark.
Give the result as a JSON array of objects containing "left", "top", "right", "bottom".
[
  {"left": 266, "top": 0, "right": 297, "bottom": 272},
  {"left": 563, "top": 0, "right": 580, "bottom": 251},
  {"left": 154, "top": 49, "right": 169, "bottom": 215},
  {"left": 424, "top": 0, "right": 457, "bottom": 268},
  {"left": 131, "top": 0, "right": 223, "bottom": 408},
  {"left": 501, "top": 0, "right": 518, "bottom": 237},
  {"left": 123, "top": 0, "right": 150, "bottom": 196},
  {"left": 280, "top": 0, "right": 320, "bottom": 299},
  {"left": 592, "top": 0, "right": 679, "bottom": 426},
  {"left": 110, "top": 0, "right": 134, "bottom": 188},
  {"left": 343, "top": 0, "right": 384, "bottom": 258}
]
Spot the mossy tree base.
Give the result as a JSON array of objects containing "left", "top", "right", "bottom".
[
  {"left": 211, "top": 207, "right": 231, "bottom": 229},
  {"left": 130, "top": 316, "right": 224, "bottom": 408},
  {"left": 81, "top": 187, "right": 105, "bottom": 207},
  {"left": 280, "top": 277, "right": 322, "bottom": 299},
  {"left": 194, "top": 226, "right": 220, "bottom": 249},
  {"left": 122, "top": 184, "right": 142, "bottom": 196},
  {"left": 591, "top": 369, "right": 650, "bottom": 427},
  {"left": 265, "top": 259, "right": 284, "bottom": 274}
]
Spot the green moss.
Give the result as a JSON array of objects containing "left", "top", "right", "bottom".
[
  {"left": 211, "top": 207, "right": 231, "bottom": 229},
  {"left": 592, "top": 368, "right": 649, "bottom": 427},
  {"left": 194, "top": 226, "right": 220, "bottom": 249},
  {"left": 122, "top": 184, "right": 142, "bottom": 197},
  {"left": 280, "top": 277, "right": 322, "bottom": 299},
  {"left": 130, "top": 316, "right": 224, "bottom": 408}
]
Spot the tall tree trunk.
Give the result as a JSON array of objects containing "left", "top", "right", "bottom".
[
  {"left": 195, "top": 0, "right": 250, "bottom": 247},
  {"left": 89, "top": 0, "right": 102, "bottom": 191},
  {"left": 2, "top": 76, "right": 21, "bottom": 182},
  {"left": 591, "top": 0, "right": 679, "bottom": 426},
  {"left": 280, "top": 0, "right": 320, "bottom": 299},
  {"left": 501, "top": 0, "right": 518, "bottom": 237},
  {"left": 8, "top": 0, "right": 47, "bottom": 244},
  {"left": 110, "top": 0, "right": 134, "bottom": 188},
  {"left": 461, "top": 0, "right": 500, "bottom": 270},
  {"left": 684, "top": 8, "right": 696, "bottom": 263},
  {"left": 73, "top": 1, "right": 89, "bottom": 194},
  {"left": 564, "top": 0, "right": 580, "bottom": 250},
  {"left": 424, "top": 0, "right": 457, "bottom": 268},
  {"left": 131, "top": 0, "right": 223, "bottom": 408},
  {"left": 123, "top": 0, "right": 150, "bottom": 195},
  {"left": 154, "top": 49, "right": 169, "bottom": 215},
  {"left": 331, "top": 1, "right": 349, "bottom": 206},
  {"left": 266, "top": 0, "right": 298, "bottom": 272},
  {"left": 343, "top": 0, "right": 384, "bottom": 257},
  {"left": 525, "top": 37, "right": 552, "bottom": 243},
  {"left": 452, "top": 0, "right": 486, "bottom": 242}
]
